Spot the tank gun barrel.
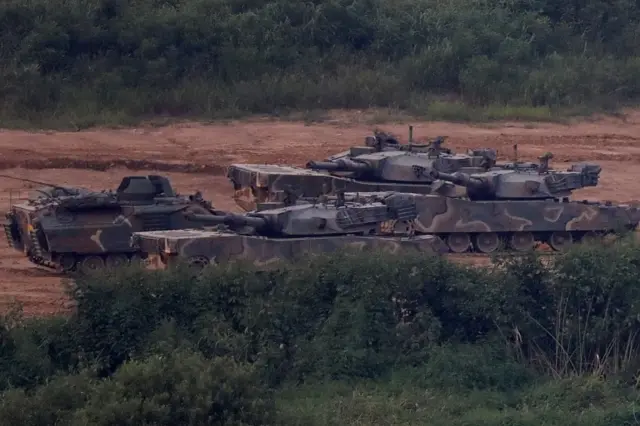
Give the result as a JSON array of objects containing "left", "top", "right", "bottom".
[
  {"left": 186, "top": 212, "right": 268, "bottom": 229},
  {"left": 428, "top": 170, "right": 489, "bottom": 191},
  {"left": 306, "top": 159, "right": 370, "bottom": 172},
  {"left": 0, "top": 173, "right": 76, "bottom": 195}
]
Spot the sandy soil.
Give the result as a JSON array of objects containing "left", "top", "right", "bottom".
[{"left": 3, "top": 109, "right": 640, "bottom": 315}]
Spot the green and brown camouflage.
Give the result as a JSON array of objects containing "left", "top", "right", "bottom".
[
  {"left": 226, "top": 163, "right": 467, "bottom": 211},
  {"left": 2, "top": 175, "right": 223, "bottom": 273},
  {"left": 333, "top": 151, "right": 636, "bottom": 252},
  {"left": 131, "top": 192, "right": 448, "bottom": 269},
  {"left": 319, "top": 130, "right": 541, "bottom": 173},
  {"left": 132, "top": 230, "right": 447, "bottom": 270},
  {"left": 226, "top": 149, "right": 554, "bottom": 212},
  {"left": 428, "top": 160, "right": 602, "bottom": 201},
  {"left": 307, "top": 147, "right": 498, "bottom": 180},
  {"left": 302, "top": 190, "right": 640, "bottom": 253},
  {"left": 185, "top": 191, "right": 420, "bottom": 236},
  {"left": 400, "top": 193, "right": 639, "bottom": 252},
  {"left": 227, "top": 132, "right": 487, "bottom": 212},
  {"left": 226, "top": 132, "right": 554, "bottom": 211}
]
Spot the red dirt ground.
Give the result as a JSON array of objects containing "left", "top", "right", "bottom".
[{"left": 2, "top": 109, "right": 640, "bottom": 316}]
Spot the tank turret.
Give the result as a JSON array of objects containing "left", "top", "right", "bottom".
[
  {"left": 428, "top": 155, "right": 602, "bottom": 201},
  {"left": 326, "top": 128, "right": 454, "bottom": 161},
  {"left": 306, "top": 150, "right": 489, "bottom": 184},
  {"left": 131, "top": 192, "right": 447, "bottom": 270},
  {"left": 186, "top": 192, "right": 418, "bottom": 237}
]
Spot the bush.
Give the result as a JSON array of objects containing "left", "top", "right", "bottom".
[
  {"left": 2, "top": 0, "right": 640, "bottom": 126},
  {"left": 0, "top": 351, "right": 275, "bottom": 426},
  {"left": 2, "top": 241, "right": 640, "bottom": 423}
]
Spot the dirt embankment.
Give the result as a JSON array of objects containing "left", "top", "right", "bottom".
[{"left": 3, "top": 110, "right": 640, "bottom": 315}]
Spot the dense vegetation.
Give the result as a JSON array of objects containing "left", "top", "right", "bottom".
[
  {"left": 2, "top": 239, "right": 640, "bottom": 425},
  {"left": 2, "top": 0, "right": 640, "bottom": 127}
]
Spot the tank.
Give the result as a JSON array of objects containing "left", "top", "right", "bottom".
[
  {"left": 130, "top": 192, "right": 448, "bottom": 270},
  {"left": 388, "top": 154, "right": 640, "bottom": 253},
  {"left": 226, "top": 129, "right": 549, "bottom": 212},
  {"left": 2, "top": 175, "right": 223, "bottom": 273},
  {"left": 227, "top": 134, "right": 494, "bottom": 211}
]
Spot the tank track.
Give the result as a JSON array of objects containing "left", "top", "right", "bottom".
[
  {"left": 18, "top": 229, "right": 622, "bottom": 275},
  {"left": 25, "top": 229, "right": 59, "bottom": 269},
  {"left": 416, "top": 229, "right": 620, "bottom": 255},
  {"left": 23, "top": 250, "right": 147, "bottom": 274},
  {"left": 3, "top": 221, "right": 18, "bottom": 249}
]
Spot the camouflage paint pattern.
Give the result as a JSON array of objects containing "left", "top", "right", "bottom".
[
  {"left": 226, "top": 144, "right": 559, "bottom": 212},
  {"left": 306, "top": 150, "right": 497, "bottom": 182},
  {"left": 337, "top": 191, "right": 640, "bottom": 252},
  {"left": 428, "top": 162, "right": 601, "bottom": 200},
  {"left": 186, "top": 191, "right": 421, "bottom": 237},
  {"left": 409, "top": 195, "right": 640, "bottom": 233},
  {"left": 226, "top": 163, "right": 466, "bottom": 211},
  {"left": 325, "top": 132, "right": 457, "bottom": 162},
  {"left": 131, "top": 190, "right": 447, "bottom": 268},
  {"left": 131, "top": 229, "right": 448, "bottom": 270},
  {"left": 3, "top": 175, "right": 222, "bottom": 273}
]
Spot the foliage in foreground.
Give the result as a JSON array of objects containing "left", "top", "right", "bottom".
[
  {"left": 3, "top": 0, "right": 640, "bottom": 127},
  {"left": 1, "top": 239, "right": 640, "bottom": 424}
]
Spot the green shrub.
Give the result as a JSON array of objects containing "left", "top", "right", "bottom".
[
  {"left": 2, "top": 242, "right": 640, "bottom": 423},
  {"left": 3, "top": 0, "right": 640, "bottom": 126},
  {"left": 0, "top": 373, "right": 96, "bottom": 426},
  {"left": 0, "top": 351, "right": 275, "bottom": 426},
  {"left": 72, "top": 351, "right": 275, "bottom": 426},
  {"left": 0, "top": 312, "right": 78, "bottom": 391}
]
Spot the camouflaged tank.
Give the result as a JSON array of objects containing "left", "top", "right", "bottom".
[
  {"left": 226, "top": 140, "right": 496, "bottom": 211},
  {"left": 382, "top": 154, "right": 640, "bottom": 253},
  {"left": 227, "top": 128, "right": 549, "bottom": 211},
  {"left": 320, "top": 129, "right": 540, "bottom": 171},
  {"left": 3, "top": 175, "right": 222, "bottom": 273},
  {"left": 131, "top": 192, "right": 448, "bottom": 270}
]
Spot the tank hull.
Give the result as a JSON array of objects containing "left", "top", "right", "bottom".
[
  {"left": 398, "top": 195, "right": 640, "bottom": 252},
  {"left": 131, "top": 229, "right": 448, "bottom": 270}
]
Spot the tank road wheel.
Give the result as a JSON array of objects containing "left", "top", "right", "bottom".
[
  {"left": 548, "top": 231, "right": 573, "bottom": 251},
  {"left": 58, "top": 254, "right": 77, "bottom": 272},
  {"left": 129, "top": 254, "right": 143, "bottom": 265},
  {"left": 105, "top": 254, "right": 128, "bottom": 269},
  {"left": 446, "top": 233, "right": 471, "bottom": 253},
  {"left": 80, "top": 255, "right": 105, "bottom": 274},
  {"left": 473, "top": 233, "right": 501, "bottom": 254},
  {"left": 187, "top": 255, "right": 210, "bottom": 271},
  {"left": 508, "top": 232, "right": 534, "bottom": 252}
]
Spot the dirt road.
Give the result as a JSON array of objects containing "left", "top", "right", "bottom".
[{"left": 2, "top": 109, "right": 640, "bottom": 315}]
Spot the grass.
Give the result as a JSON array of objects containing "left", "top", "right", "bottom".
[
  {"left": 2, "top": 242, "right": 640, "bottom": 423},
  {"left": 0, "top": 101, "right": 619, "bottom": 132},
  {"left": 3, "top": 0, "right": 640, "bottom": 130},
  {"left": 276, "top": 376, "right": 640, "bottom": 426}
]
